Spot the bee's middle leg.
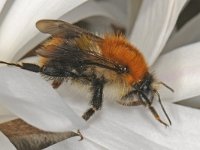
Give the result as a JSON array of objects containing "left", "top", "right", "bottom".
[{"left": 82, "top": 77, "right": 105, "bottom": 121}]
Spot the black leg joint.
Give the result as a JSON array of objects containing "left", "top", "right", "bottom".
[
  {"left": 21, "top": 63, "right": 41, "bottom": 73},
  {"left": 82, "top": 77, "right": 105, "bottom": 121},
  {"left": 82, "top": 108, "right": 95, "bottom": 121},
  {"left": 90, "top": 77, "right": 105, "bottom": 110}
]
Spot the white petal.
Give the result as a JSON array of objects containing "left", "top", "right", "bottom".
[
  {"left": 0, "top": 0, "right": 6, "bottom": 13},
  {"left": 44, "top": 138, "right": 107, "bottom": 150},
  {"left": 10, "top": 0, "right": 130, "bottom": 62},
  {"left": 152, "top": 42, "right": 200, "bottom": 103},
  {"left": 126, "top": 1, "right": 142, "bottom": 33},
  {"left": 177, "top": 95, "right": 200, "bottom": 109},
  {"left": 0, "top": 96, "right": 17, "bottom": 123},
  {"left": 0, "top": 114, "right": 17, "bottom": 124},
  {"left": 0, "top": 0, "right": 87, "bottom": 61},
  {"left": 130, "top": 0, "right": 187, "bottom": 65},
  {"left": 0, "top": 67, "right": 85, "bottom": 132},
  {"left": 164, "top": 13, "right": 200, "bottom": 53},
  {"left": 0, "top": 131, "right": 16, "bottom": 150},
  {"left": 58, "top": 84, "right": 169, "bottom": 149},
  {"left": 63, "top": 87, "right": 200, "bottom": 150},
  {"left": 83, "top": 119, "right": 170, "bottom": 150},
  {"left": 19, "top": 0, "right": 117, "bottom": 60}
]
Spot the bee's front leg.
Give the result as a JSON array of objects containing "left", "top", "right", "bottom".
[
  {"left": 82, "top": 77, "right": 105, "bottom": 121},
  {"left": 0, "top": 61, "right": 41, "bottom": 73}
]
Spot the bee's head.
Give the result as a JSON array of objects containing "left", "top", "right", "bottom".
[
  {"left": 134, "top": 73, "right": 154, "bottom": 95},
  {"left": 132, "top": 72, "right": 174, "bottom": 125},
  {"left": 133, "top": 72, "right": 173, "bottom": 99}
]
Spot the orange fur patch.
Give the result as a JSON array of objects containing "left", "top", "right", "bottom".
[{"left": 99, "top": 35, "right": 148, "bottom": 85}]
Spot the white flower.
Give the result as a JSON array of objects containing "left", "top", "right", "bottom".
[{"left": 0, "top": 0, "right": 200, "bottom": 149}]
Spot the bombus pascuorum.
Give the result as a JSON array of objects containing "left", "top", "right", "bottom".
[{"left": 0, "top": 20, "right": 174, "bottom": 127}]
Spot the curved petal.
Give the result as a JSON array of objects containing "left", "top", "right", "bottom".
[
  {"left": 152, "top": 42, "right": 200, "bottom": 103},
  {"left": 0, "top": 0, "right": 87, "bottom": 61},
  {"left": 60, "top": 85, "right": 200, "bottom": 150},
  {"left": 126, "top": 0, "right": 142, "bottom": 33},
  {"left": 177, "top": 95, "right": 200, "bottom": 109},
  {"left": 14, "top": 0, "right": 117, "bottom": 62},
  {"left": 82, "top": 120, "right": 170, "bottom": 150},
  {"left": 0, "top": 0, "right": 6, "bottom": 14},
  {"left": 44, "top": 138, "right": 107, "bottom": 150},
  {"left": 0, "top": 114, "right": 17, "bottom": 124},
  {"left": 130, "top": 0, "right": 187, "bottom": 65},
  {"left": 164, "top": 13, "right": 200, "bottom": 53},
  {"left": 11, "top": 0, "right": 132, "bottom": 62},
  {"left": 56, "top": 84, "right": 168, "bottom": 150},
  {"left": 0, "top": 67, "right": 85, "bottom": 132},
  {"left": 0, "top": 132, "right": 16, "bottom": 150}
]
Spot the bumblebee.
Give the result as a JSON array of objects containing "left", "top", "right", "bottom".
[{"left": 0, "top": 20, "right": 173, "bottom": 126}]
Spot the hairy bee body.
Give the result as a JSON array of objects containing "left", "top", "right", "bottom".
[
  {"left": 39, "top": 34, "right": 148, "bottom": 86},
  {"left": 0, "top": 20, "right": 173, "bottom": 126}
]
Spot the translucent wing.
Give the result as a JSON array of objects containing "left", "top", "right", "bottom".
[
  {"left": 36, "top": 19, "right": 102, "bottom": 41},
  {"left": 37, "top": 44, "right": 125, "bottom": 74},
  {"left": 36, "top": 20, "right": 126, "bottom": 74}
]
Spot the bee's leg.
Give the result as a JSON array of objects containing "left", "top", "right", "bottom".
[
  {"left": 52, "top": 78, "right": 64, "bottom": 89},
  {"left": 139, "top": 92, "right": 169, "bottom": 127},
  {"left": 0, "top": 61, "right": 79, "bottom": 80},
  {"left": 0, "top": 61, "right": 41, "bottom": 73},
  {"left": 82, "top": 78, "right": 105, "bottom": 121},
  {"left": 148, "top": 105, "right": 169, "bottom": 127}
]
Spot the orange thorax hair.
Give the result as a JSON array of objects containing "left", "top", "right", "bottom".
[{"left": 99, "top": 35, "right": 148, "bottom": 85}]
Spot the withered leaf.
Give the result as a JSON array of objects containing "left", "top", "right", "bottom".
[{"left": 0, "top": 119, "right": 83, "bottom": 150}]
